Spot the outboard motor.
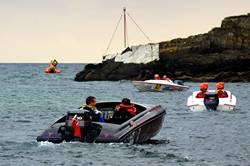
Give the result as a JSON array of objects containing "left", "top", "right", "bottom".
[{"left": 204, "top": 92, "right": 219, "bottom": 110}]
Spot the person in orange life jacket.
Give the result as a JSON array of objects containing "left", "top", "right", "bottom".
[
  {"left": 154, "top": 74, "right": 161, "bottom": 80},
  {"left": 216, "top": 82, "right": 228, "bottom": 98},
  {"left": 113, "top": 98, "right": 137, "bottom": 123},
  {"left": 196, "top": 83, "right": 208, "bottom": 98},
  {"left": 79, "top": 96, "right": 104, "bottom": 122}
]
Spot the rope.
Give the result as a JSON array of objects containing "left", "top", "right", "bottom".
[
  {"left": 103, "top": 14, "right": 123, "bottom": 56},
  {"left": 127, "top": 12, "right": 152, "bottom": 43}
]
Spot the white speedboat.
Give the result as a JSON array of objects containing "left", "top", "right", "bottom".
[
  {"left": 187, "top": 90, "right": 236, "bottom": 112},
  {"left": 132, "top": 80, "right": 189, "bottom": 92}
]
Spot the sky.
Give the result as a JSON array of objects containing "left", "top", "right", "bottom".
[{"left": 0, "top": 0, "right": 249, "bottom": 63}]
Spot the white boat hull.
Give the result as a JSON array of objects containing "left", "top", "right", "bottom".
[
  {"left": 132, "top": 80, "right": 188, "bottom": 92},
  {"left": 187, "top": 90, "right": 236, "bottom": 112}
]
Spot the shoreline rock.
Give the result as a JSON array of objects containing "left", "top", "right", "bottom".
[{"left": 75, "top": 13, "right": 250, "bottom": 82}]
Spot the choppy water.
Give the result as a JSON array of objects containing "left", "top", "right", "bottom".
[{"left": 0, "top": 64, "right": 250, "bottom": 166}]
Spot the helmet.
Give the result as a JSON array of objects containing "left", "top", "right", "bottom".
[
  {"left": 154, "top": 74, "right": 160, "bottom": 79},
  {"left": 217, "top": 82, "right": 224, "bottom": 89},
  {"left": 121, "top": 98, "right": 131, "bottom": 105},
  {"left": 200, "top": 83, "right": 208, "bottom": 91}
]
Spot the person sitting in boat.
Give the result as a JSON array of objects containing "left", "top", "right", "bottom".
[
  {"left": 154, "top": 74, "right": 161, "bottom": 80},
  {"left": 79, "top": 96, "right": 104, "bottom": 122},
  {"left": 196, "top": 83, "right": 208, "bottom": 98},
  {"left": 163, "top": 75, "right": 173, "bottom": 83},
  {"left": 113, "top": 98, "right": 137, "bottom": 124},
  {"left": 216, "top": 82, "right": 228, "bottom": 98}
]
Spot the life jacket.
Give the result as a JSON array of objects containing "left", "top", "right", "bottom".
[
  {"left": 196, "top": 91, "right": 206, "bottom": 98},
  {"left": 71, "top": 118, "right": 82, "bottom": 138},
  {"left": 116, "top": 104, "right": 137, "bottom": 116},
  {"left": 216, "top": 89, "right": 228, "bottom": 98},
  {"left": 79, "top": 105, "right": 104, "bottom": 122},
  {"left": 164, "top": 78, "right": 171, "bottom": 81}
]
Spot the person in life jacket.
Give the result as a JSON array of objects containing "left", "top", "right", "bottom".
[
  {"left": 52, "top": 59, "right": 58, "bottom": 67},
  {"left": 113, "top": 98, "right": 137, "bottom": 124},
  {"left": 154, "top": 74, "right": 161, "bottom": 80},
  {"left": 196, "top": 83, "right": 208, "bottom": 98},
  {"left": 216, "top": 82, "right": 228, "bottom": 98},
  {"left": 46, "top": 59, "right": 60, "bottom": 73},
  {"left": 79, "top": 96, "right": 104, "bottom": 122},
  {"left": 162, "top": 75, "right": 173, "bottom": 82}
]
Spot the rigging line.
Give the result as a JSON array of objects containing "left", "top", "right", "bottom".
[
  {"left": 127, "top": 12, "right": 152, "bottom": 43},
  {"left": 103, "top": 13, "right": 123, "bottom": 56}
]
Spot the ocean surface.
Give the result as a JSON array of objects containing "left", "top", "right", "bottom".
[{"left": 0, "top": 63, "right": 249, "bottom": 166}]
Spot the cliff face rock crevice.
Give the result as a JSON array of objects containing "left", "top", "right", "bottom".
[{"left": 75, "top": 13, "right": 250, "bottom": 82}]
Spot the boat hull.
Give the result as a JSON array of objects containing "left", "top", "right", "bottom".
[{"left": 132, "top": 80, "right": 188, "bottom": 92}]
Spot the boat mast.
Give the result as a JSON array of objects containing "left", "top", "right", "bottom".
[{"left": 123, "top": 7, "right": 127, "bottom": 48}]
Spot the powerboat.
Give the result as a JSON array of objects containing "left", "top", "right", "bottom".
[
  {"left": 187, "top": 90, "right": 236, "bottom": 112},
  {"left": 132, "top": 80, "right": 189, "bottom": 92},
  {"left": 36, "top": 101, "right": 166, "bottom": 144}
]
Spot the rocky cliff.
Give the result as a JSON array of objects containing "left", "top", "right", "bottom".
[{"left": 75, "top": 13, "right": 250, "bottom": 82}]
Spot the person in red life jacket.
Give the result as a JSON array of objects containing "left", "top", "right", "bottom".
[
  {"left": 196, "top": 83, "right": 208, "bottom": 98},
  {"left": 216, "top": 82, "right": 228, "bottom": 98},
  {"left": 113, "top": 98, "right": 137, "bottom": 124},
  {"left": 162, "top": 75, "right": 173, "bottom": 83},
  {"left": 154, "top": 74, "right": 161, "bottom": 80},
  {"left": 71, "top": 115, "right": 82, "bottom": 141}
]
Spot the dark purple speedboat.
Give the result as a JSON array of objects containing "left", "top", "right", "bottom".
[{"left": 36, "top": 101, "right": 166, "bottom": 144}]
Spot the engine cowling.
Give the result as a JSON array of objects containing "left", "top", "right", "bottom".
[{"left": 204, "top": 92, "right": 219, "bottom": 110}]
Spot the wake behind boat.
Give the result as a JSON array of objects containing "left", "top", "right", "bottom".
[
  {"left": 133, "top": 79, "right": 189, "bottom": 92},
  {"left": 37, "top": 101, "right": 166, "bottom": 144}
]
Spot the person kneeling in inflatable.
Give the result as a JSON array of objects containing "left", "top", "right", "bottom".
[
  {"left": 216, "top": 82, "right": 228, "bottom": 98},
  {"left": 196, "top": 83, "right": 208, "bottom": 98}
]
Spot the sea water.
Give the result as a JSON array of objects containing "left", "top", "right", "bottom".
[{"left": 0, "top": 64, "right": 249, "bottom": 166}]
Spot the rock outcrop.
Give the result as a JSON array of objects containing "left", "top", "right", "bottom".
[{"left": 75, "top": 13, "right": 250, "bottom": 82}]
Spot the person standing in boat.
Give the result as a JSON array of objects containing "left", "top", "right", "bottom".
[
  {"left": 196, "top": 83, "right": 208, "bottom": 98},
  {"left": 216, "top": 82, "right": 228, "bottom": 98},
  {"left": 77, "top": 96, "right": 104, "bottom": 142},
  {"left": 79, "top": 96, "right": 104, "bottom": 122}
]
